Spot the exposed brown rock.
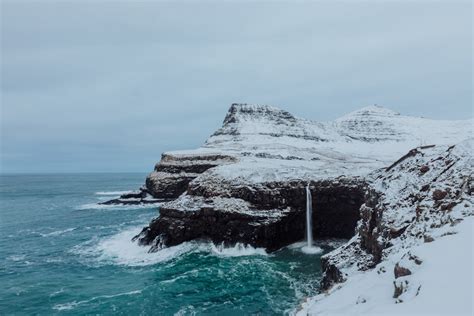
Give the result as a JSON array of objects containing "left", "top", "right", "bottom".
[
  {"left": 394, "top": 263, "right": 412, "bottom": 278},
  {"left": 440, "top": 201, "right": 458, "bottom": 211},
  {"left": 419, "top": 165, "right": 430, "bottom": 173},
  {"left": 432, "top": 189, "right": 447, "bottom": 201},
  {"left": 408, "top": 253, "right": 423, "bottom": 265},
  {"left": 420, "top": 184, "right": 430, "bottom": 192},
  {"left": 393, "top": 280, "right": 409, "bottom": 298},
  {"left": 389, "top": 225, "right": 408, "bottom": 239}
]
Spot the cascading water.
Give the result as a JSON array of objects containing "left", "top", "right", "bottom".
[
  {"left": 306, "top": 184, "right": 313, "bottom": 247},
  {"left": 302, "top": 184, "right": 322, "bottom": 254}
]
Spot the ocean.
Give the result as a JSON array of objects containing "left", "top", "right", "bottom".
[{"left": 0, "top": 173, "right": 331, "bottom": 315}]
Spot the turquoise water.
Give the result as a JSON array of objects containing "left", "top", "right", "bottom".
[{"left": 0, "top": 174, "right": 330, "bottom": 315}]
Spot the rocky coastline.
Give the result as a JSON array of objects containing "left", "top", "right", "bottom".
[{"left": 102, "top": 104, "right": 472, "bottom": 300}]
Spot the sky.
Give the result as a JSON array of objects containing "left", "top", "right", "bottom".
[{"left": 1, "top": 1, "right": 472, "bottom": 173}]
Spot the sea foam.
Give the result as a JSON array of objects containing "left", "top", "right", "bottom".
[
  {"left": 94, "top": 191, "right": 131, "bottom": 196},
  {"left": 75, "top": 202, "right": 161, "bottom": 211},
  {"left": 53, "top": 290, "right": 142, "bottom": 311},
  {"left": 209, "top": 242, "right": 268, "bottom": 257},
  {"left": 39, "top": 227, "right": 76, "bottom": 237},
  {"left": 73, "top": 225, "right": 269, "bottom": 267},
  {"left": 73, "top": 226, "right": 193, "bottom": 267}
]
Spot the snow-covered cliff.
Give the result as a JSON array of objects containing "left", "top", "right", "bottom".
[
  {"left": 298, "top": 139, "right": 473, "bottom": 315},
  {"left": 106, "top": 103, "right": 472, "bottom": 314}
]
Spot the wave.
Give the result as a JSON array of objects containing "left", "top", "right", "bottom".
[
  {"left": 94, "top": 191, "right": 131, "bottom": 196},
  {"left": 39, "top": 227, "right": 76, "bottom": 237},
  {"left": 72, "top": 225, "right": 269, "bottom": 267},
  {"left": 75, "top": 202, "right": 161, "bottom": 211},
  {"left": 53, "top": 290, "right": 142, "bottom": 311},
  {"left": 72, "top": 226, "right": 193, "bottom": 267},
  {"left": 6, "top": 254, "right": 26, "bottom": 262}
]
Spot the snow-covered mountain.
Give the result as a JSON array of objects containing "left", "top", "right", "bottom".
[
  {"left": 104, "top": 103, "right": 472, "bottom": 315},
  {"left": 153, "top": 103, "right": 471, "bottom": 186}
]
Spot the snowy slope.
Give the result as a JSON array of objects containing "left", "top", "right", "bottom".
[
  {"left": 297, "top": 218, "right": 473, "bottom": 316},
  {"left": 297, "top": 139, "right": 474, "bottom": 316}
]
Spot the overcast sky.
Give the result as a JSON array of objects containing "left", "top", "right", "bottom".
[{"left": 1, "top": 1, "right": 472, "bottom": 173}]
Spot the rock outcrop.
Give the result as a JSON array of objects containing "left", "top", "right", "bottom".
[
  {"left": 134, "top": 177, "right": 366, "bottom": 252},
  {"left": 145, "top": 153, "right": 237, "bottom": 199}
]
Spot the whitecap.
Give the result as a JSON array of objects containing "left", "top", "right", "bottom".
[
  {"left": 94, "top": 191, "right": 131, "bottom": 196},
  {"left": 7, "top": 254, "right": 26, "bottom": 262},
  {"left": 75, "top": 202, "right": 161, "bottom": 211},
  {"left": 49, "top": 288, "right": 65, "bottom": 298},
  {"left": 39, "top": 227, "right": 76, "bottom": 237},
  {"left": 53, "top": 290, "right": 142, "bottom": 311}
]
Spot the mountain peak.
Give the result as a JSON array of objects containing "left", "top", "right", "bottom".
[
  {"left": 338, "top": 104, "right": 400, "bottom": 121},
  {"left": 222, "top": 103, "right": 296, "bottom": 125}
]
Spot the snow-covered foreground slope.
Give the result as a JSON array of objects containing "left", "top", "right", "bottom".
[
  {"left": 297, "top": 139, "right": 473, "bottom": 315},
  {"left": 297, "top": 217, "right": 473, "bottom": 316}
]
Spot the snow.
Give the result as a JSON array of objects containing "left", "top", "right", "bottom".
[
  {"left": 297, "top": 217, "right": 473, "bottom": 316},
  {"left": 163, "top": 193, "right": 292, "bottom": 219}
]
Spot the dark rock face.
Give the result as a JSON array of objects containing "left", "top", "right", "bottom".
[
  {"left": 358, "top": 188, "right": 384, "bottom": 262},
  {"left": 145, "top": 175, "right": 196, "bottom": 200},
  {"left": 145, "top": 153, "right": 237, "bottom": 199},
  {"left": 99, "top": 187, "right": 167, "bottom": 205},
  {"left": 135, "top": 177, "right": 367, "bottom": 252},
  {"left": 135, "top": 206, "right": 303, "bottom": 252},
  {"left": 320, "top": 255, "right": 346, "bottom": 290},
  {"left": 102, "top": 153, "right": 237, "bottom": 205}
]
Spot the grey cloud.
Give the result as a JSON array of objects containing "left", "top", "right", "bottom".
[{"left": 1, "top": 1, "right": 471, "bottom": 173}]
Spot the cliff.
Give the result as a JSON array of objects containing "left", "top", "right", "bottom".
[{"left": 104, "top": 103, "right": 470, "bottom": 253}]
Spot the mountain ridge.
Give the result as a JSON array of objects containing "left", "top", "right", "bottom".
[{"left": 191, "top": 103, "right": 473, "bottom": 156}]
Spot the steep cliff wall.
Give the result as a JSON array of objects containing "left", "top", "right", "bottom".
[
  {"left": 135, "top": 177, "right": 366, "bottom": 252},
  {"left": 318, "top": 140, "right": 473, "bottom": 291}
]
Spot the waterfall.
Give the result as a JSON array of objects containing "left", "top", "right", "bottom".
[
  {"left": 302, "top": 184, "right": 321, "bottom": 254},
  {"left": 306, "top": 184, "right": 313, "bottom": 247}
]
